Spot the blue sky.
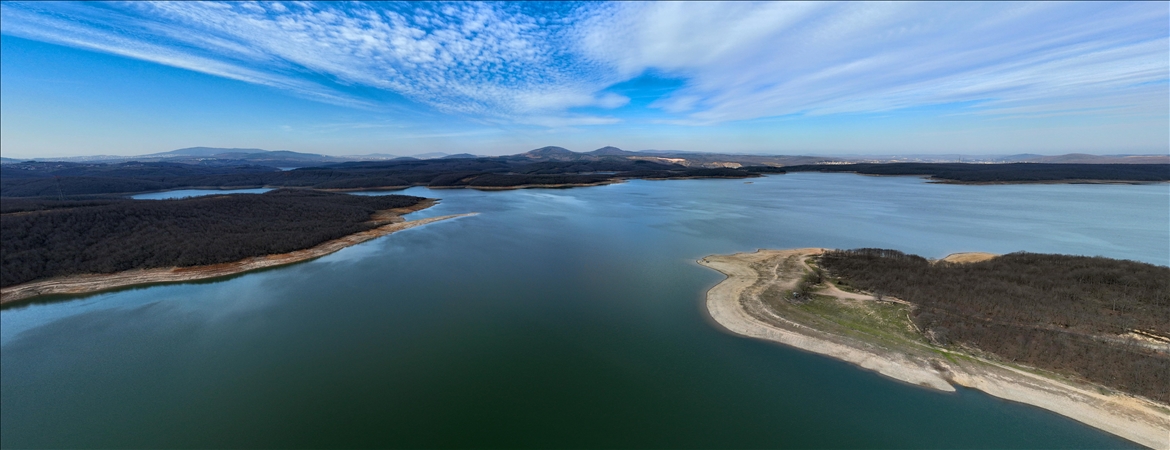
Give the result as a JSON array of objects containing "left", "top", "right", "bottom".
[{"left": 1, "top": 1, "right": 1167, "bottom": 158}]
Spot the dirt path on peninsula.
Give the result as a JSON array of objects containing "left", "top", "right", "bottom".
[
  {"left": 699, "top": 249, "right": 1170, "bottom": 449},
  {"left": 1, "top": 205, "right": 476, "bottom": 305}
]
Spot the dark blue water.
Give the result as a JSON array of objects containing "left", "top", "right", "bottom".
[{"left": 3, "top": 174, "right": 1165, "bottom": 448}]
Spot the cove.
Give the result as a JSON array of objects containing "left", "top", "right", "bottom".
[{"left": 3, "top": 173, "right": 1165, "bottom": 448}]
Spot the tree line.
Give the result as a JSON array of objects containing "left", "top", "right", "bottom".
[
  {"left": 1, "top": 189, "right": 424, "bottom": 288},
  {"left": 817, "top": 248, "right": 1170, "bottom": 403},
  {"left": 783, "top": 163, "right": 1170, "bottom": 183},
  {"left": 6, "top": 159, "right": 1165, "bottom": 198},
  {"left": 0, "top": 158, "right": 785, "bottom": 197}
]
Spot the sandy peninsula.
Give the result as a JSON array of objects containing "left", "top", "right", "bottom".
[
  {"left": 0, "top": 202, "right": 476, "bottom": 305},
  {"left": 699, "top": 248, "right": 1169, "bottom": 449}
]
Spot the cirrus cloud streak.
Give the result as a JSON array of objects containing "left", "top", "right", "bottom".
[{"left": 1, "top": 1, "right": 1166, "bottom": 128}]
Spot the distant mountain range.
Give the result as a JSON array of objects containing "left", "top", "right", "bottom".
[
  {"left": 146, "top": 147, "right": 273, "bottom": 157},
  {"left": 3, "top": 147, "right": 413, "bottom": 168},
  {"left": 2, "top": 146, "right": 1166, "bottom": 168}
]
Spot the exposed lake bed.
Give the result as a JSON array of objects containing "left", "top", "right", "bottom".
[{"left": 2, "top": 173, "right": 1166, "bottom": 448}]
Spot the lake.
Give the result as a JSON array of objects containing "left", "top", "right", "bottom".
[
  {"left": 131, "top": 188, "right": 273, "bottom": 200},
  {"left": 3, "top": 173, "right": 1166, "bottom": 448}
]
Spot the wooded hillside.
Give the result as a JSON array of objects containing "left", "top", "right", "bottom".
[
  {"left": 1, "top": 189, "right": 424, "bottom": 288},
  {"left": 817, "top": 249, "right": 1170, "bottom": 403},
  {"left": 0, "top": 158, "right": 776, "bottom": 197}
]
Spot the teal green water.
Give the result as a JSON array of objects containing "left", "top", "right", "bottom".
[{"left": 3, "top": 174, "right": 1166, "bottom": 448}]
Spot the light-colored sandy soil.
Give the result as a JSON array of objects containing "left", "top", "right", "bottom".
[
  {"left": 1, "top": 202, "right": 475, "bottom": 305},
  {"left": 940, "top": 252, "right": 998, "bottom": 263},
  {"left": 700, "top": 249, "right": 954, "bottom": 392},
  {"left": 699, "top": 248, "right": 1170, "bottom": 449}
]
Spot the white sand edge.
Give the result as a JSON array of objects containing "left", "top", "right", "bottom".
[
  {"left": 699, "top": 249, "right": 1170, "bottom": 449},
  {"left": 1, "top": 212, "right": 476, "bottom": 304}
]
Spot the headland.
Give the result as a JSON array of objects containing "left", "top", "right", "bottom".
[
  {"left": 0, "top": 203, "right": 475, "bottom": 305},
  {"left": 699, "top": 248, "right": 1169, "bottom": 449}
]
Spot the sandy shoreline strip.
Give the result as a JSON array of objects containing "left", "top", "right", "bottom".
[
  {"left": 1, "top": 208, "right": 476, "bottom": 305},
  {"left": 699, "top": 249, "right": 956, "bottom": 392},
  {"left": 699, "top": 249, "right": 1170, "bottom": 449}
]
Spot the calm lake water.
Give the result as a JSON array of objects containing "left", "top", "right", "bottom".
[
  {"left": 131, "top": 188, "right": 272, "bottom": 200},
  {"left": 3, "top": 174, "right": 1167, "bottom": 448}
]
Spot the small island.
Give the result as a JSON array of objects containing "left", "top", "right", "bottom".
[
  {"left": 0, "top": 189, "right": 474, "bottom": 304},
  {"left": 699, "top": 248, "right": 1169, "bottom": 449}
]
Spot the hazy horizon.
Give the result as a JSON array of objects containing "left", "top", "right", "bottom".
[
  {"left": 3, "top": 144, "right": 1170, "bottom": 162},
  {"left": 1, "top": 2, "right": 1167, "bottom": 158}
]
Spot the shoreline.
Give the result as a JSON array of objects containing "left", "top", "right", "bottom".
[
  {"left": 320, "top": 180, "right": 624, "bottom": 192},
  {"left": 26, "top": 172, "right": 1164, "bottom": 200},
  {"left": 321, "top": 176, "right": 774, "bottom": 192},
  {"left": 783, "top": 171, "right": 1168, "bottom": 185},
  {"left": 930, "top": 178, "right": 1169, "bottom": 185},
  {"left": 0, "top": 202, "right": 476, "bottom": 305},
  {"left": 699, "top": 248, "right": 1169, "bottom": 449}
]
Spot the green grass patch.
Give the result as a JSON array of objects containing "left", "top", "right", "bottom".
[{"left": 785, "top": 295, "right": 926, "bottom": 348}]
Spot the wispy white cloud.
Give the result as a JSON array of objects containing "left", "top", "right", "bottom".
[
  {"left": 1, "top": 1, "right": 1165, "bottom": 128},
  {"left": 0, "top": 2, "right": 374, "bottom": 108},
  {"left": 576, "top": 2, "right": 1168, "bottom": 124},
  {"left": 0, "top": 1, "right": 623, "bottom": 120}
]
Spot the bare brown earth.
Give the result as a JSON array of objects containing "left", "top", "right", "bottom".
[
  {"left": 699, "top": 248, "right": 1170, "bottom": 449},
  {"left": 939, "top": 252, "right": 998, "bottom": 264},
  {"left": 0, "top": 201, "right": 475, "bottom": 305}
]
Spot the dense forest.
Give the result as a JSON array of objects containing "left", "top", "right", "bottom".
[
  {"left": 783, "top": 163, "right": 1170, "bottom": 183},
  {"left": 0, "top": 158, "right": 778, "bottom": 197},
  {"left": 817, "top": 249, "right": 1170, "bottom": 403},
  {"left": 0, "top": 189, "right": 424, "bottom": 287},
  {"left": 0, "top": 197, "right": 129, "bottom": 214},
  {"left": 6, "top": 158, "right": 1165, "bottom": 197}
]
